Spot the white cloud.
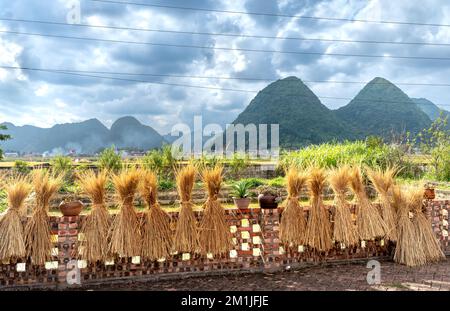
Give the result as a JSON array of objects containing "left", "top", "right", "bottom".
[{"left": 0, "top": 0, "right": 449, "bottom": 132}]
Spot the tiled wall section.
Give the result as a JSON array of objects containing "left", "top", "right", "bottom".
[{"left": 0, "top": 200, "right": 448, "bottom": 289}]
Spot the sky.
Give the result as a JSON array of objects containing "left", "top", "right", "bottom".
[{"left": 0, "top": 0, "right": 450, "bottom": 134}]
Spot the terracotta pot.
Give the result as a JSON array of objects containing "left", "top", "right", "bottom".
[
  {"left": 59, "top": 200, "right": 83, "bottom": 216},
  {"left": 233, "top": 197, "right": 250, "bottom": 209},
  {"left": 424, "top": 188, "right": 435, "bottom": 200},
  {"left": 258, "top": 194, "right": 278, "bottom": 209}
]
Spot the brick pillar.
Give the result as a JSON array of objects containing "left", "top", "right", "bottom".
[
  {"left": 260, "top": 208, "right": 281, "bottom": 270},
  {"left": 57, "top": 216, "right": 79, "bottom": 287}
]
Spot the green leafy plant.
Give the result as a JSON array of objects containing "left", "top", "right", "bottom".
[
  {"left": 257, "top": 185, "right": 281, "bottom": 197},
  {"left": 51, "top": 155, "right": 72, "bottom": 175},
  {"left": 229, "top": 152, "right": 249, "bottom": 177},
  {"left": 231, "top": 180, "right": 252, "bottom": 198},
  {"left": 240, "top": 177, "right": 265, "bottom": 188},
  {"left": 13, "top": 160, "right": 30, "bottom": 174},
  {"left": 417, "top": 112, "right": 450, "bottom": 181},
  {"left": 143, "top": 149, "right": 164, "bottom": 175},
  {"left": 158, "top": 178, "right": 176, "bottom": 191},
  {"left": 98, "top": 146, "right": 122, "bottom": 172}
]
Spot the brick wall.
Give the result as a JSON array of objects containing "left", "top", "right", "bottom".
[{"left": 0, "top": 200, "right": 448, "bottom": 289}]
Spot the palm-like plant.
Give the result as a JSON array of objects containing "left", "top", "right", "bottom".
[{"left": 231, "top": 180, "right": 251, "bottom": 198}]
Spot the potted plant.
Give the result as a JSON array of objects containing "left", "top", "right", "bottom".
[
  {"left": 231, "top": 180, "right": 252, "bottom": 209},
  {"left": 257, "top": 185, "right": 282, "bottom": 209}
]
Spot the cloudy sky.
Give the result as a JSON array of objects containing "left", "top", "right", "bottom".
[{"left": 0, "top": 0, "right": 450, "bottom": 133}]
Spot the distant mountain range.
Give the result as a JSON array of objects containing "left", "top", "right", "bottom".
[
  {"left": 335, "top": 77, "right": 431, "bottom": 139},
  {"left": 1, "top": 76, "right": 448, "bottom": 154},
  {"left": 0, "top": 116, "right": 164, "bottom": 154},
  {"left": 411, "top": 97, "right": 450, "bottom": 122},
  {"left": 233, "top": 77, "right": 446, "bottom": 147}
]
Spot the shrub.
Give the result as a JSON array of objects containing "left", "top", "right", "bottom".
[
  {"left": 142, "top": 149, "right": 164, "bottom": 175},
  {"left": 13, "top": 160, "right": 30, "bottom": 174},
  {"left": 158, "top": 178, "right": 176, "bottom": 191},
  {"left": 229, "top": 153, "right": 249, "bottom": 177},
  {"left": 98, "top": 146, "right": 122, "bottom": 172},
  {"left": 51, "top": 155, "right": 73, "bottom": 178},
  {"left": 267, "top": 176, "right": 285, "bottom": 188}
]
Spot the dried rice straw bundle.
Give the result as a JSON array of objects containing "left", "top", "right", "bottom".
[
  {"left": 393, "top": 186, "right": 426, "bottom": 267},
  {"left": 139, "top": 169, "right": 173, "bottom": 260},
  {"left": 198, "top": 165, "right": 232, "bottom": 256},
  {"left": 280, "top": 166, "right": 308, "bottom": 248},
  {"left": 366, "top": 167, "right": 397, "bottom": 242},
  {"left": 25, "top": 170, "right": 62, "bottom": 265},
  {"left": 78, "top": 170, "right": 110, "bottom": 262},
  {"left": 173, "top": 164, "right": 199, "bottom": 253},
  {"left": 408, "top": 187, "right": 444, "bottom": 263},
  {"left": 349, "top": 167, "right": 386, "bottom": 240},
  {"left": 329, "top": 165, "right": 358, "bottom": 247},
  {"left": 0, "top": 176, "right": 31, "bottom": 262},
  {"left": 108, "top": 169, "right": 141, "bottom": 258},
  {"left": 305, "top": 168, "right": 332, "bottom": 252}
]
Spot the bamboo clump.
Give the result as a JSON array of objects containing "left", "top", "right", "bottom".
[
  {"left": 108, "top": 169, "right": 141, "bottom": 258},
  {"left": 329, "top": 166, "right": 358, "bottom": 247},
  {"left": 393, "top": 186, "right": 426, "bottom": 267},
  {"left": 409, "top": 187, "right": 444, "bottom": 264},
  {"left": 0, "top": 176, "right": 31, "bottom": 262},
  {"left": 367, "top": 167, "right": 397, "bottom": 242},
  {"left": 139, "top": 169, "right": 173, "bottom": 260},
  {"left": 25, "top": 170, "right": 62, "bottom": 265},
  {"left": 173, "top": 164, "right": 199, "bottom": 253},
  {"left": 198, "top": 165, "right": 232, "bottom": 256},
  {"left": 349, "top": 167, "right": 386, "bottom": 240},
  {"left": 280, "top": 166, "right": 308, "bottom": 248},
  {"left": 78, "top": 170, "right": 110, "bottom": 262},
  {"left": 305, "top": 168, "right": 332, "bottom": 252}
]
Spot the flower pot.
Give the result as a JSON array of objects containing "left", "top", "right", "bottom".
[
  {"left": 258, "top": 194, "right": 278, "bottom": 209},
  {"left": 59, "top": 200, "right": 83, "bottom": 216},
  {"left": 424, "top": 188, "right": 435, "bottom": 200},
  {"left": 233, "top": 197, "right": 250, "bottom": 209}
]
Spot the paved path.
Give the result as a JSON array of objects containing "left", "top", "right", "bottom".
[{"left": 79, "top": 259, "right": 450, "bottom": 291}]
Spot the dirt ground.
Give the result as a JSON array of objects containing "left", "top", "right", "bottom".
[{"left": 75, "top": 259, "right": 450, "bottom": 291}]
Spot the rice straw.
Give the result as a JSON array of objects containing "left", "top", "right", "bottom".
[
  {"left": 139, "top": 169, "right": 173, "bottom": 260},
  {"left": 198, "top": 165, "right": 232, "bottom": 256}
]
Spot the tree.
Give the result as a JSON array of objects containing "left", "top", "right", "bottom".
[
  {"left": 0, "top": 125, "right": 11, "bottom": 159},
  {"left": 417, "top": 112, "right": 450, "bottom": 181}
]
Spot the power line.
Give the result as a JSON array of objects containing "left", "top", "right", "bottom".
[
  {"left": 2, "top": 65, "right": 450, "bottom": 108},
  {"left": 3, "top": 30, "right": 450, "bottom": 61},
  {"left": 88, "top": 0, "right": 450, "bottom": 28},
  {"left": 2, "top": 65, "right": 450, "bottom": 88},
  {"left": 2, "top": 17, "right": 450, "bottom": 47}
]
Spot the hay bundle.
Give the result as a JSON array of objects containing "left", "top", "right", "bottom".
[
  {"left": 393, "top": 186, "right": 426, "bottom": 267},
  {"left": 198, "top": 165, "right": 232, "bottom": 256},
  {"left": 78, "top": 170, "right": 110, "bottom": 262},
  {"left": 329, "top": 166, "right": 358, "bottom": 247},
  {"left": 25, "top": 170, "right": 62, "bottom": 265},
  {"left": 139, "top": 169, "right": 173, "bottom": 260},
  {"left": 367, "top": 167, "right": 397, "bottom": 242},
  {"left": 173, "top": 164, "right": 199, "bottom": 253},
  {"left": 280, "top": 166, "right": 308, "bottom": 247},
  {"left": 108, "top": 169, "right": 141, "bottom": 258},
  {"left": 305, "top": 168, "right": 332, "bottom": 252},
  {"left": 409, "top": 187, "right": 444, "bottom": 263},
  {"left": 349, "top": 167, "right": 386, "bottom": 240},
  {"left": 0, "top": 176, "right": 31, "bottom": 262}
]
